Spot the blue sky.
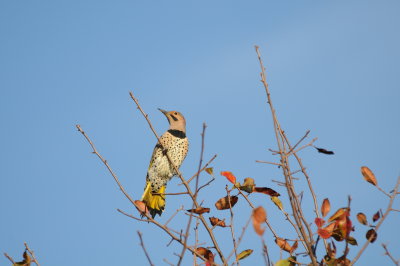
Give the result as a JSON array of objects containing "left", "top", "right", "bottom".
[{"left": 1, "top": 1, "right": 399, "bottom": 265}]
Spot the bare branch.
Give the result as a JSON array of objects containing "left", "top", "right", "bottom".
[
  {"left": 382, "top": 243, "right": 399, "bottom": 266},
  {"left": 3, "top": 253, "right": 15, "bottom": 264},
  {"left": 350, "top": 175, "right": 400, "bottom": 265},
  {"left": 137, "top": 231, "right": 155, "bottom": 266}
]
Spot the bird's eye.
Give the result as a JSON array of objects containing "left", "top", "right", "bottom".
[{"left": 174, "top": 112, "right": 178, "bottom": 115}]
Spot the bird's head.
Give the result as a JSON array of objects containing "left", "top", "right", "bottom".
[{"left": 158, "top": 108, "right": 186, "bottom": 133}]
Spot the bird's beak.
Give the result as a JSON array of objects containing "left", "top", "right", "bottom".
[{"left": 158, "top": 108, "right": 168, "bottom": 115}]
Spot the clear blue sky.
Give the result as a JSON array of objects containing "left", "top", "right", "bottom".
[{"left": 1, "top": 1, "right": 399, "bottom": 265}]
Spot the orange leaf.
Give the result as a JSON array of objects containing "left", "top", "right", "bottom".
[
  {"left": 253, "top": 187, "right": 280, "bottom": 196},
  {"left": 356, "top": 212, "right": 368, "bottom": 226},
  {"left": 361, "top": 166, "right": 378, "bottom": 186},
  {"left": 321, "top": 198, "right": 331, "bottom": 217},
  {"left": 318, "top": 222, "right": 336, "bottom": 239},
  {"left": 275, "top": 238, "right": 292, "bottom": 253},
  {"left": 220, "top": 171, "right": 236, "bottom": 184},
  {"left": 209, "top": 217, "right": 227, "bottom": 227},
  {"left": 187, "top": 207, "right": 210, "bottom": 215},
  {"left": 196, "top": 247, "right": 208, "bottom": 256},
  {"left": 252, "top": 206, "right": 266, "bottom": 236},
  {"left": 315, "top": 217, "right": 325, "bottom": 228},
  {"left": 328, "top": 208, "right": 349, "bottom": 222},
  {"left": 215, "top": 196, "right": 238, "bottom": 210}
]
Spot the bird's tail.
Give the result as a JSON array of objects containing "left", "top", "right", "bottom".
[{"left": 141, "top": 182, "right": 166, "bottom": 218}]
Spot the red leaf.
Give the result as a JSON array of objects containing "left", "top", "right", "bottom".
[
  {"left": 220, "top": 171, "right": 236, "bottom": 184},
  {"left": 315, "top": 217, "right": 325, "bottom": 228}
]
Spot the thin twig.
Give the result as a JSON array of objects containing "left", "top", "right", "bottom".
[
  {"left": 153, "top": 192, "right": 189, "bottom": 196},
  {"left": 178, "top": 123, "right": 207, "bottom": 266},
  {"left": 3, "top": 253, "right": 15, "bottom": 264},
  {"left": 137, "top": 231, "right": 155, "bottom": 266},
  {"left": 255, "top": 160, "right": 283, "bottom": 167},
  {"left": 24, "top": 242, "right": 40, "bottom": 266},
  {"left": 165, "top": 206, "right": 184, "bottom": 227},
  {"left": 186, "top": 154, "right": 218, "bottom": 184},
  {"left": 351, "top": 175, "right": 400, "bottom": 265},
  {"left": 382, "top": 243, "right": 399, "bottom": 266},
  {"left": 288, "top": 130, "right": 311, "bottom": 154},
  {"left": 117, "top": 209, "right": 206, "bottom": 261},
  {"left": 129, "top": 92, "right": 225, "bottom": 263},
  {"left": 227, "top": 187, "right": 239, "bottom": 265},
  {"left": 255, "top": 46, "right": 318, "bottom": 264},
  {"left": 226, "top": 216, "right": 252, "bottom": 262}
]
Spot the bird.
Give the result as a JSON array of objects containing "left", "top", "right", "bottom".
[{"left": 141, "top": 108, "right": 189, "bottom": 218}]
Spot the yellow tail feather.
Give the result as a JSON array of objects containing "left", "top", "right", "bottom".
[{"left": 141, "top": 182, "right": 166, "bottom": 218}]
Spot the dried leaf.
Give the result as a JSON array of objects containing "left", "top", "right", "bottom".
[
  {"left": 361, "top": 166, "right": 378, "bottom": 186},
  {"left": 252, "top": 206, "right": 266, "bottom": 236},
  {"left": 215, "top": 196, "right": 238, "bottom": 210},
  {"left": 275, "top": 256, "right": 297, "bottom": 266},
  {"left": 315, "top": 217, "right": 325, "bottom": 228},
  {"left": 236, "top": 249, "right": 253, "bottom": 260},
  {"left": 356, "top": 212, "right": 368, "bottom": 226},
  {"left": 220, "top": 171, "right": 236, "bottom": 184},
  {"left": 318, "top": 222, "right": 336, "bottom": 239},
  {"left": 366, "top": 229, "right": 377, "bottom": 243},
  {"left": 275, "top": 238, "right": 292, "bottom": 253},
  {"left": 372, "top": 210, "right": 381, "bottom": 223},
  {"left": 321, "top": 198, "right": 331, "bottom": 217},
  {"left": 240, "top": 177, "right": 255, "bottom": 193},
  {"left": 290, "top": 241, "right": 299, "bottom": 254},
  {"left": 315, "top": 147, "right": 335, "bottom": 155},
  {"left": 209, "top": 217, "right": 227, "bottom": 227},
  {"left": 328, "top": 208, "right": 349, "bottom": 222},
  {"left": 187, "top": 207, "right": 210, "bottom": 215},
  {"left": 253, "top": 187, "right": 280, "bottom": 196},
  {"left": 205, "top": 167, "right": 214, "bottom": 175},
  {"left": 134, "top": 200, "right": 149, "bottom": 216},
  {"left": 271, "top": 196, "right": 283, "bottom": 210},
  {"left": 346, "top": 236, "right": 358, "bottom": 246},
  {"left": 205, "top": 250, "right": 214, "bottom": 263},
  {"left": 327, "top": 242, "right": 336, "bottom": 259}
]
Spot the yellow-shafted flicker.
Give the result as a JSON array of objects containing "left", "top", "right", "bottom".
[{"left": 141, "top": 108, "right": 189, "bottom": 218}]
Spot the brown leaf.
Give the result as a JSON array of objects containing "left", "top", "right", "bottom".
[
  {"left": 252, "top": 206, "right": 266, "bottom": 236},
  {"left": 290, "top": 241, "right": 299, "bottom": 254},
  {"left": 346, "top": 236, "right": 358, "bottom": 246},
  {"left": 361, "top": 166, "right": 378, "bottom": 186},
  {"left": 315, "top": 147, "right": 335, "bottom": 155},
  {"left": 209, "top": 217, "right": 227, "bottom": 227},
  {"left": 215, "top": 196, "right": 238, "bottom": 210},
  {"left": 187, "top": 207, "right": 210, "bottom": 215},
  {"left": 356, "top": 212, "right": 368, "bottom": 226},
  {"left": 134, "top": 200, "right": 149, "bottom": 216},
  {"left": 321, "top": 198, "right": 331, "bottom": 217},
  {"left": 372, "top": 210, "right": 381, "bottom": 223},
  {"left": 366, "top": 229, "right": 377, "bottom": 243},
  {"left": 205, "top": 167, "right": 213, "bottom": 175},
  {"left": 253, "top": 187, "right": 280, "bottom": 196},
  {"left": 205, "top": 250, "right": 214, "bottom": 263},
  {"left": 275, "top": 238, "right": 292, "bottom": 253},
  {"left": 220, "top": 171, "right": 236, "bottom": 184},
  {"left": 328, "top": 208, "right": 349, "bottom": 222}
]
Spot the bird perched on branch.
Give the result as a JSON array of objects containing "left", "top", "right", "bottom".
[{"left": 141, "top": 109, "right": 189, "bottom": 218}]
